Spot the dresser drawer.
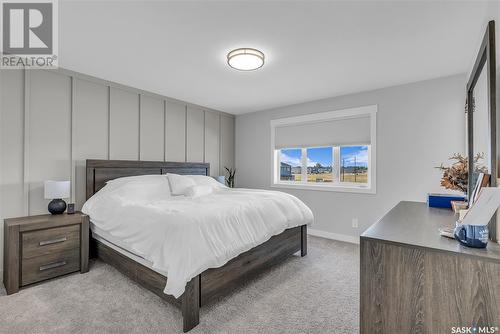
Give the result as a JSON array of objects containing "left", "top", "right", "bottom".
[
  {"left": 22, "top": 224, "right": 80, "bottom": 259},
  {"left": 21, "top": 248, "right": 80, "bottom": 286}
]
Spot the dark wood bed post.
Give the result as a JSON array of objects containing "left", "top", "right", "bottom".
[
  {"left": 301, "top": 225, "right": 307, "bottom": 257},
  {"left": 182, "top": 275, "right": 200, "bottom": 332}
]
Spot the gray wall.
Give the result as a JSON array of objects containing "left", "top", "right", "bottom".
[
  {"left": 0, "top": 68, "right": 235, "bottom": 274},
  {"left": 235, "top": 74, "right": 466, "bottom": 240}
]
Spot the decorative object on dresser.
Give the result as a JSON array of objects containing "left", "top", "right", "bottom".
[
  {"left": 435, "top": 153, "right": 487, "bottom": 194},
  {"left": 433, "top": 153, "right": 489, "bottom": 209},
  {"left": 427, "top": 193, "right": 466, "bottom": 209},
  {"left": 454, "top": 187, "right": 500, "bottom": 248},
  {"left": 469, "top": 172, "right": 490, "bottom": 205},
  {"left": 224, "top": 166, "right": 236, "bottom": 188},
  {"left": 44, "top": 180, "right": 71, "bottom": 214},
  {"left": 455, "top": 224, "right": 489, "bottom": 248},
  {"left": 450, "top": 200, "right": 468, "bottom": 213},
  {"left": 3, "top": 212, "right": 89, "bottom": 295}
]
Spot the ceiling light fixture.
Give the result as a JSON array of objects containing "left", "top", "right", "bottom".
[{"left": 227, "top": 48, "right": 265, "bottom": 71}]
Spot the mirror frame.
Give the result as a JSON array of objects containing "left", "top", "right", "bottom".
[{"left": 467, "top": 20, "right": 497, "bottom": 241}]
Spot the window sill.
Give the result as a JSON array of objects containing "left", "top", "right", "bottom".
[{"left": 271, "top": 182, "right": 376, "bottom": 194}]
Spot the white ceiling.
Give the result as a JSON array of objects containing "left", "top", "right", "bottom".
[{"left": 60, "top": 1, "right": 499, "bottom": 114}]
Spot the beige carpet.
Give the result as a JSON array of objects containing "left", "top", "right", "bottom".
[{"left": 0, "top": 236, "right": 359, "bottom": 334}]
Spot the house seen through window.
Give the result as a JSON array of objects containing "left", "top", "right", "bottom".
[{"left": 279, "top": 146, "right": 368, "bottom": 184}]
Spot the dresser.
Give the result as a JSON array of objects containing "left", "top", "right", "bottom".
[
  {"left": 3, "top": 212, "right": 89, "bottom": 294},
  {"left": 360, "top": 201, "right": 500, "bottom": 333}
]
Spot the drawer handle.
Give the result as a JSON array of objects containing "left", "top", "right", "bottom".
[
  {"left": 39, "top": 261, "right": 67, "bottom": 271},
  {"left": 39, "top": 237, "right": 67, "bottom": 246}
]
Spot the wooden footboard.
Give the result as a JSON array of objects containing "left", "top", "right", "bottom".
[
  {"left": 200, "top": 225, "right": 304, "bottom": 305},
  {"left": 91, "top": 225, "right": 307, "bottom": 332},
  {"left": 93, "top": 238, "right": 180, "bottom": 305}
]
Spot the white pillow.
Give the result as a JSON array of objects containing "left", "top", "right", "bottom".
[
  {"left": 167, "top": 174, "right": 196, "bottom": 196},
  {"left": 111, "top": 178, "right": 171, "bottom": 203},
  {"left": 105, "top": 174, "right": 167, "bottom": 187},
  {"left": 187, "top": 175, "right": 227, "bottom": 189},
  {"left": 85, "top": 174, "right": 171, "bottom": 212},
  {"left": 101, "top": 174, "right": 171, "bottom": 194},
  {"left": 185, "top": 185, "right": 213, "bottom": 198}
]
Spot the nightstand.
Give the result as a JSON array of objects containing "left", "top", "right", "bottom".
[{"left": 3, "top": 212, "right": 89, "bottom": 295}]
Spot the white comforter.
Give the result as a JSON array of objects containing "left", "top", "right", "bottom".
[{"left": 82, "top": 185, "right": 313, "bottom": 298}]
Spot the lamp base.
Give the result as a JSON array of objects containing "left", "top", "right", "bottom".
[{"left": 48, "top": 199, "right": 67, "bottom": 215}]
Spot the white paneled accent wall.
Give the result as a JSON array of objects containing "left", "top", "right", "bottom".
[
  {"left": 0, "top": 67, "right": 235, "bottom": 273},
  {"left": 73, "top": 78, "right": 109, "bottom": 209},
  {"left": 1, "top": 70, "right": 25, "bottom": 219},
  {"left": 220, "top": 114, "right": 235, "bottom": 173},
  {"left": 205, "top": 111, "right": 220, "bottom": 177},
  {"left": 186, "top": 106, "right": 205, "bottom": 163},
  {"left": 28, "top": 71, "right": 72, "bottom": 215},
  {"left": 166, "top": 100, "right": 187, "bottom": 162},
  {"left": 109, "top": 88, "right": 140, "bottom": 160},
  {"left": 140, "top": 95, "right": 165, "bottom": 161}
]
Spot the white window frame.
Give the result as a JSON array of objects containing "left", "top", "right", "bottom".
[{"left": 270, "top": 105, "right": 377, "bottom": 194}]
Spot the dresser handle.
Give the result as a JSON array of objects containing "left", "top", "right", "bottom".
[
  {"left": 39, "top": 237, "right": 67, "bottom": 246},
  {"left": 39, "top": 261, "right": 67, "bottom": 271}
]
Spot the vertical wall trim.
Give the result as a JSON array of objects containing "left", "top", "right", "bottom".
[
  {"left": 184, "top": 106, "right": 187, "bottom": 162},
  {"left": 70, "top": 76, "right": 76, "bottom": 203},
  {"left": 203, "top": 110, "right": 206, "bottom": 163},
  {"left": 0, "top": 67, "right": 3, "bottom": 226},
  {"left": 218, "top": 114, "right": 222, "bottom": 176},
  {"left": 107, "top": 86, "right": 110, "bottom": 159},
  {"left": 232, "top": 117, "right": 235, "bottom": 171},
  {"left": 163, "top": 100, "right": 167, "bottom": 162},
  {"left": 217, "top": 113, "right": 220, "bottom": 177},
  {"left": 138, "top": 94, "right": 141, "bottom": 160},
  {"left": 23, "top": 69, "right": 30, "bottom": 215}
]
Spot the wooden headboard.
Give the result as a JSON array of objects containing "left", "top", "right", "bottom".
[{"left": 86, "top": 159, "right": 210, "bottom": 200}]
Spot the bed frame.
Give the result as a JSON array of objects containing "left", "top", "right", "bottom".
[{"left": 86, "top": 159, "right": 307, "bottom": 332}]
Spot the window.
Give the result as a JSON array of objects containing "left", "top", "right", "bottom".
[
  {"left": 307, "top": 147, "right": 333, "bottom": 183},
  {"left": 280, "top": 148, "right": 301, "bottom": 181},
  {"left": 278, "top": 145, "right": 369, "bottom": 185},
  {"left": 340, "top": 146, "right": 369, "bottom": 184},
  {"left": 271, "top": 105, "right": 376, "bottom": 193}
]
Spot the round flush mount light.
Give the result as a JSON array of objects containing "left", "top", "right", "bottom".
[{"left": 227, "top": 48, "right": 265, "bottom": 71}]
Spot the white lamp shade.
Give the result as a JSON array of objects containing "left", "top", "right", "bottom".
[{"left": 44, "top": 181, "right": 70, "bottom": 199}]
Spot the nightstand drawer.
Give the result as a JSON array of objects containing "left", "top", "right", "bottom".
[
  {"left": 21, "top": 248, "right": 80, "bottom": 286},
  {"left": 22, "top": 224, "right": 80, "bottom": 259}
]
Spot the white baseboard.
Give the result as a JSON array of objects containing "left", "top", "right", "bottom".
[{"left": 308, "top": 228, "right": 360, "bottom": 244}]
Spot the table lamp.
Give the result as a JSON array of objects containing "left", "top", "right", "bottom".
[{"left": 44, "top": 180, "right": 70, "bottom": 214}]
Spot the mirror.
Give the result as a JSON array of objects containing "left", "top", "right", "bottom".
[
  {"left": 472, "top": 64, "right": 491, "bottom": 172},
  {"left": 467, "top": 20, "right": 497, "bottom": 241}
]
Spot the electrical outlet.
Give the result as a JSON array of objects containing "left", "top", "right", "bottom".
[{"left": 352, "top": 218, "right": 359, "bottom": 228}]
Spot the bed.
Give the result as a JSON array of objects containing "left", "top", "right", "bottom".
[{"left": 84, "top": 159, "right": 312, "bottom": 332}]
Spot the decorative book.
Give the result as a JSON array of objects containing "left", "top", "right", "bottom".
[{"left": 427, "top": 193, "right": 466, "bottom": 209}]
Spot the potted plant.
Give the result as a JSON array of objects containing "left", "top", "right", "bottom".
[{"left": 224, "top": 167, "right": 236, "bottom": 188}]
